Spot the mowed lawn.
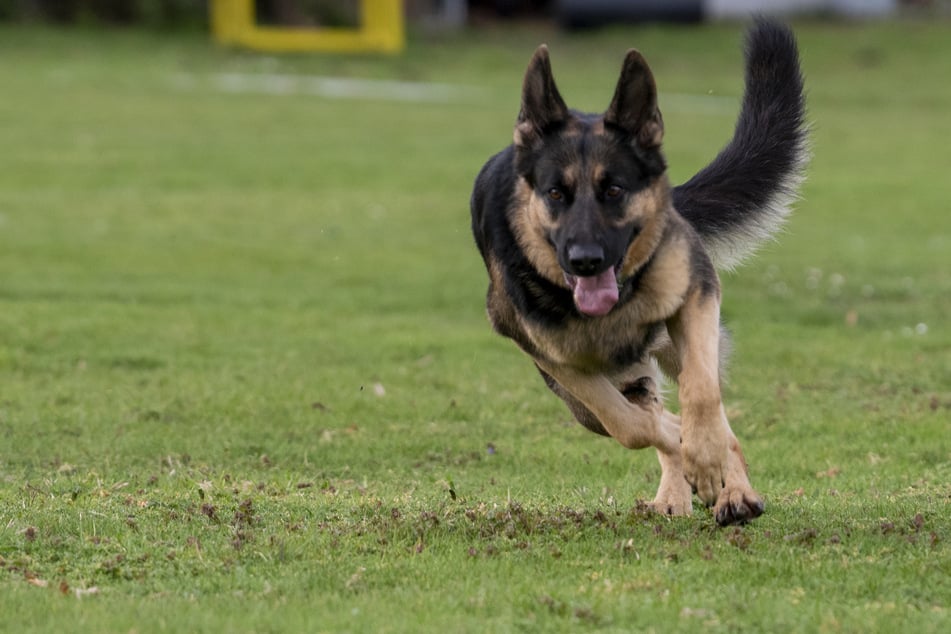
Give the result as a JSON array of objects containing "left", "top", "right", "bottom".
[{"left": 0, "top": 19, "right": 949, "bottom": 632}]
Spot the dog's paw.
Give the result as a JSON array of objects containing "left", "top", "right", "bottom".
[
  {"left": 650, "top": 446, "right": 693, "bottom": 516},
  {"left": 714, "top": 485, "right": 764, "bottom": 526},
  {"left": 649, "top": 472, "right": 693, "bottom": 517},
  {"left": 680, "top": 419, "right": 732, "bottom": 507},
  {"left": 648, "top": 493, "right": 692, "bottom": 517},
  {"left": 681, "top": 448, "right": 729, "bottom": 507}
]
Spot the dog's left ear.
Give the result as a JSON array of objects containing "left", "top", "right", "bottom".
[{"left": 604, "top": 50, "right": 663, "bottom": 148}]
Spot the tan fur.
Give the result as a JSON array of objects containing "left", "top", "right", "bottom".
[
  {"left": 520, "top": 230, "right": 689, "bottom": 369},
  {"left": 591, "top": 163, "right": 606, "bottom": 186},
  {"left": 618, "top": 179, "right": 672, "bottom": 279},
  {"left": 561, "top": 164, "right": 580, "bottom": 190},
  {"left": 512, "top": 123, "right": 530, "bottom": 147},
  {"left": 509, "top": 179, "right": 565, "bottom": 287},
  {"left": 485, "top": 256, "right": 519, "bottom": 336}
]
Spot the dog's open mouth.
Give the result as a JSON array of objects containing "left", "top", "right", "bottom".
[{"left": 564, "top": 265, "right": 621, "bottom": 317}]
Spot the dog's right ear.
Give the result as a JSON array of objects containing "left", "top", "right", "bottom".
[{"left": 515, "top": 45, "right": 569, "bottom": 146}]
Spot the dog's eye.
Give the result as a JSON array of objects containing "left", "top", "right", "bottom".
[
  {"left": 605, "top": 185, "right": 624, "bottom": 199},
  {"left": 547, "top": 188, "right": 564, "bottom": 202}
]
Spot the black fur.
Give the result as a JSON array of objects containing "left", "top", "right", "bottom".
[{"left": 672, "top": 18, "right": 808, "bottom": 266}]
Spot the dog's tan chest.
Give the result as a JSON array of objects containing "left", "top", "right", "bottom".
[{"left": 521, "top": 248, "right": 690, "bottom": 372}]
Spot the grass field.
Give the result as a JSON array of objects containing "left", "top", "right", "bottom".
[{"left": 1, "top": 18, "right": 949, "bottom": 633}]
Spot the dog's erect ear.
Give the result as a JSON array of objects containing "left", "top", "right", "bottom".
[
  {"left": 604, "top": 49, "right": 663, "bottom": 148},
  {"left": 515, "top": 45, "right": 569, "bottom": 145}
]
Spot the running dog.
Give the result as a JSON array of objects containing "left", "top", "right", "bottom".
[{"left": 470, "top": 19, "right": 807, "bottom": 525}]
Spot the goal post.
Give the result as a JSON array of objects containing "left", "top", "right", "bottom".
[{"left": 210, "top": 0, "right": 405, "bottom": 54}]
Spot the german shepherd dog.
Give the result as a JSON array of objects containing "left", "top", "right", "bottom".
[{"left": 470, "top": 19, "right": 807, "bottom": 526}]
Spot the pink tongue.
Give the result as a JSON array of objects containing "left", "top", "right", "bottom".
[{"left": 573, "top": 269, "right": 619, "bottom": 316}]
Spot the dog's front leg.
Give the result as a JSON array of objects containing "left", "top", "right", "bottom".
[
  {"left": 667, "top": 289, "right": 764, "bottom": 525},
  {"left": 534, "top": 360, "right": 691, "bottom": 515},
  {"left": 536, "top": 360, "right": 678, "bottom": 451}
]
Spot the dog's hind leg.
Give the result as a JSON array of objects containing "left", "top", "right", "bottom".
[
  {"left": 536, "top": 361, "right": 692, "bottom": 516},
  {"left": 619, "top": 379, "right": 691, "bottom": 516},
  {"left": 649, "top": 412, "right": 693, "bottom": 516}
]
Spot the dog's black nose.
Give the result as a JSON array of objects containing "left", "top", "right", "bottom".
[{"left": 567, "top": 244, "right": 605, "bottom": 276}]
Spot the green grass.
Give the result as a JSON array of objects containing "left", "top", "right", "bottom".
[{"left": 1, "top": 20, "right": 949, "bottom": 632}]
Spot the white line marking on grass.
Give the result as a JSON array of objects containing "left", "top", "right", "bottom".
[
  {"left": 172, "top": 71, "right": 738, "bottom": 113},
  {"left": 173, "top": 72, "right": 483, "bottom": 104}
]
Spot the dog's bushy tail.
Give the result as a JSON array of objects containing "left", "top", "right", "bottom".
[{"left": 672, "top": 18, "right": 808, "bottom": 269}]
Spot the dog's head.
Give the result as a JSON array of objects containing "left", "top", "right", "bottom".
[{"left": 511, "top": 45, "right": 670, "bottom": 317}]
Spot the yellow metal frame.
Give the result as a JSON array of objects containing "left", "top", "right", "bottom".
[{"left": 211, "top": 0, "right": 404, "bottom": 54}]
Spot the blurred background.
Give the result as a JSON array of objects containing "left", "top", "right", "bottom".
[{"left": 0, "top": 0, "right": 949, "bottom": 28}]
